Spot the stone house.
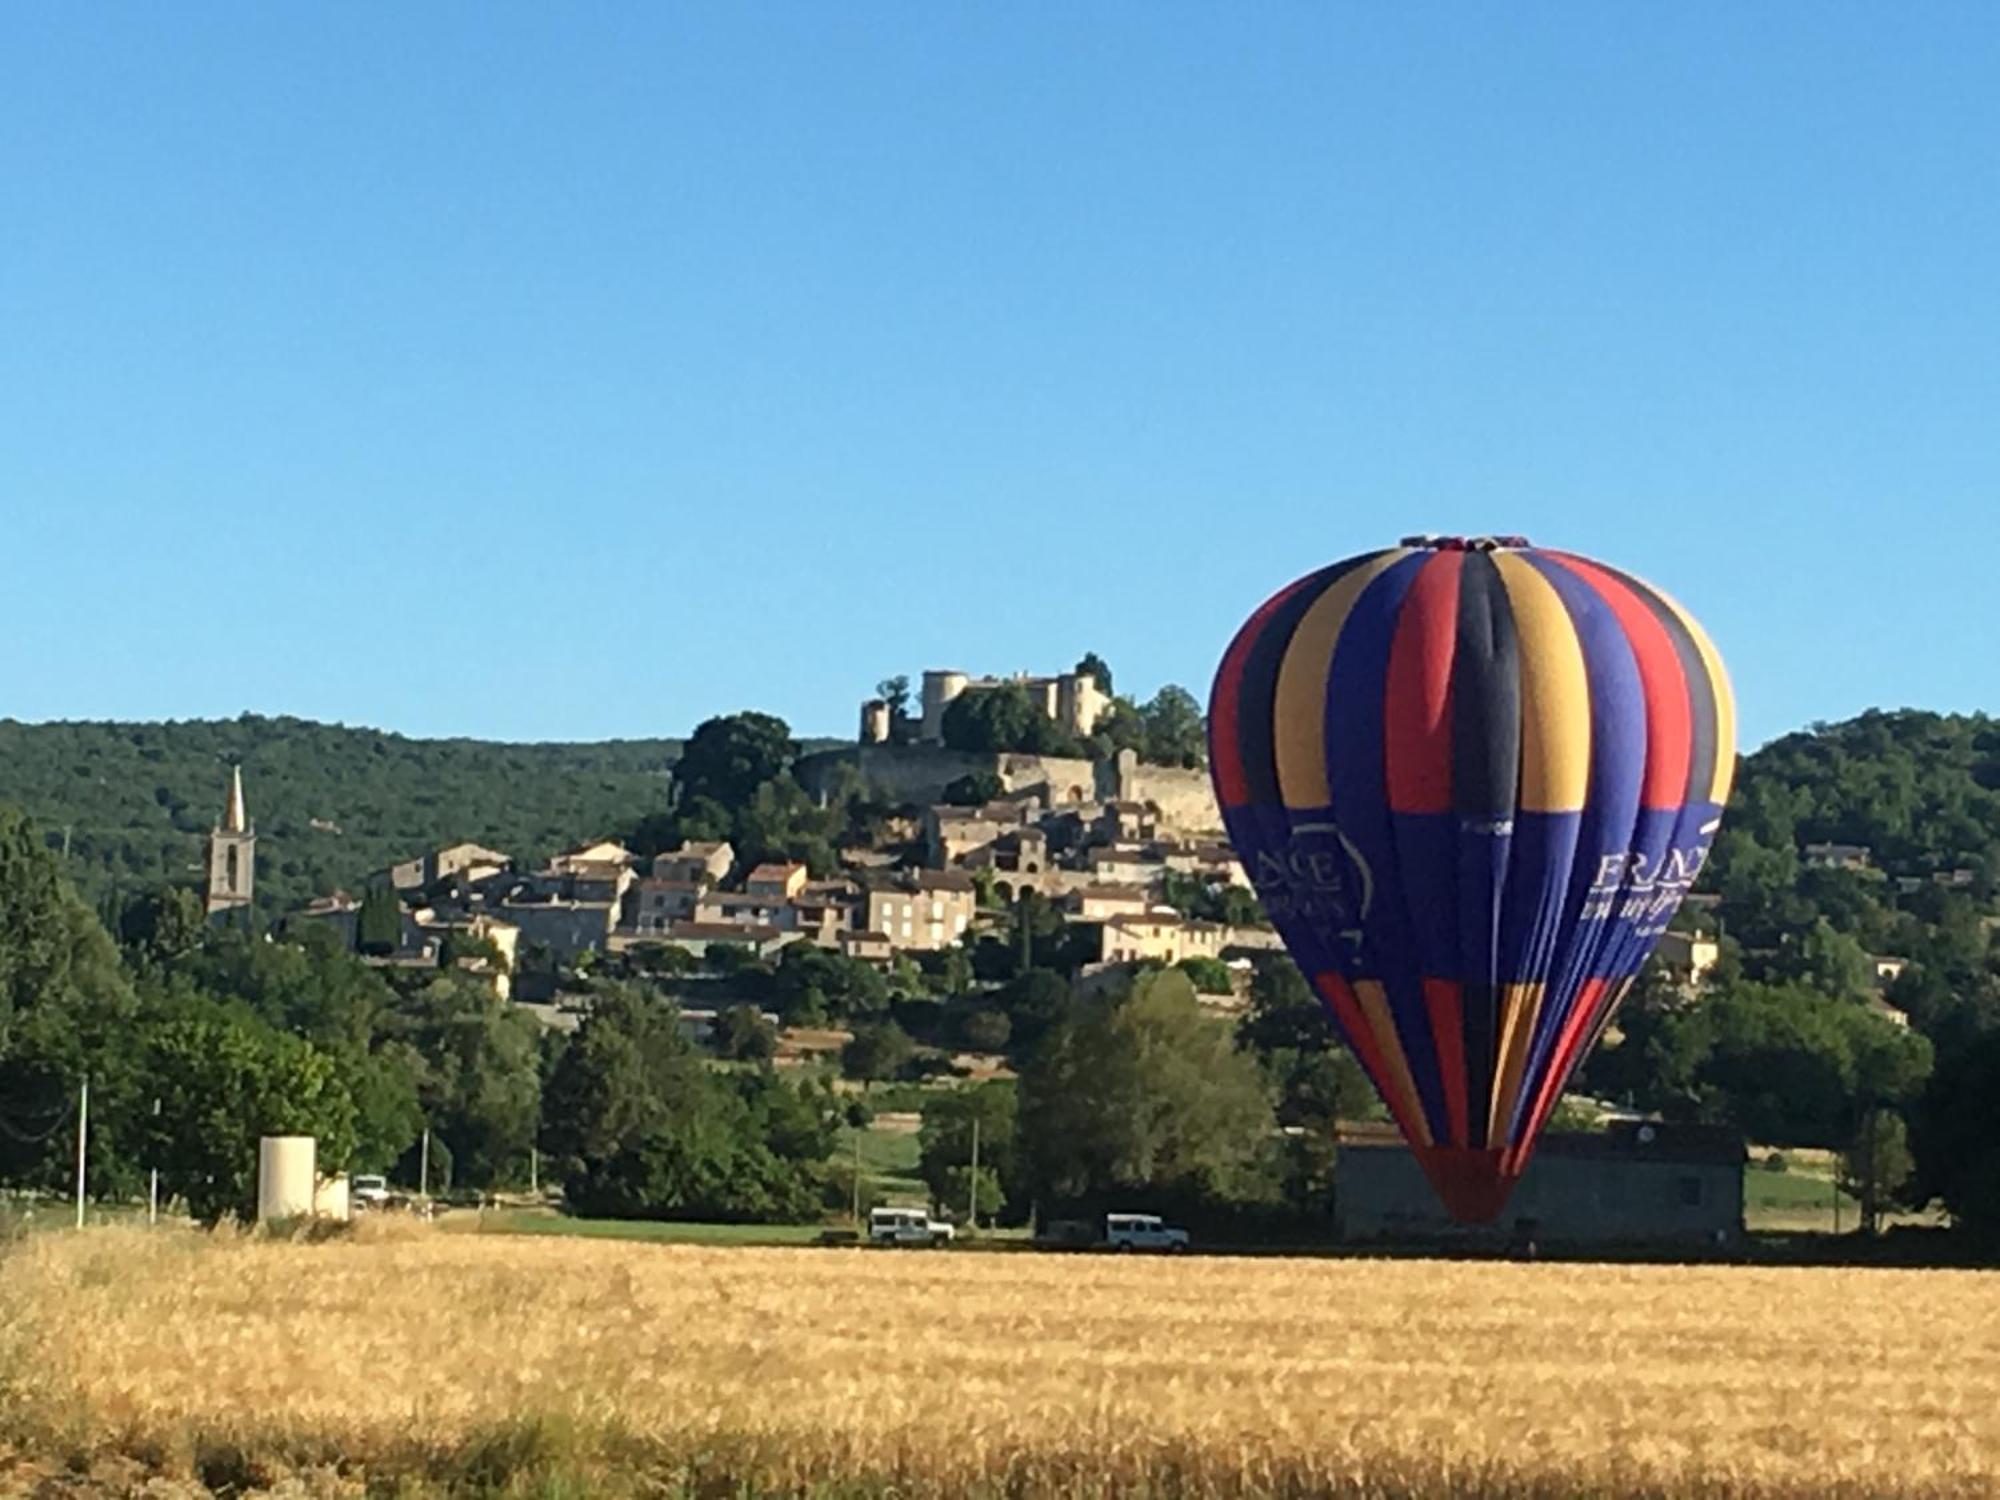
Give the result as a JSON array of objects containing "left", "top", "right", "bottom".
[
  {"left": 863, "top": 871, "right": 977, "bottom": 951},
  {"left": 746, "top": 862, "right": 809, "bottom": 901},
  {"left": 1333, "top": 1121, "right": 1745, "bottom": 1247},
  {"left": 1097, "top": 912, "right": 1224, "bottom": 965},
  {"left": 1068, "top": 885, "right": 1154, "bottom": 923},
  {"left": 653, "top": 840, "right": 735, "bottom": 886},
  {"left": 628, "top": 878, "right": 703, "bottom": 932}
]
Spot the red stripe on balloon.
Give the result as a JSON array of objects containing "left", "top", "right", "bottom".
[
  {"left": 1384, "top": 550, "right": 1462, "bottom": 815},
  {"left": 1316, "top": 972, "right": 1430, "bottom": 1150},
  {"left": 1210, "top": 578, "right": 1315, "bottom": 808},
  {"left": 1548, "top": 553, "right": 1693, "bottom": 809},
  {"left": 1422, "top": 978, "right": 1469, "bottom": 1148},
  {"left": 1506, "top": 975, "right": 1612, "bottom": 1174}
]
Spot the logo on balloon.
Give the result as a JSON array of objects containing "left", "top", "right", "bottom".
[
  {"left": 1582, "top": 832, "right": 1716, "bottom": 935},
  {"left": 1248, "top": 819, "right": 1374, "bottom": 961}
]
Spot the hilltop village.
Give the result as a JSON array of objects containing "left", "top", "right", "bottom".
[
  {"left": 188, "top": 657, "right": 1755, "bottom": 1053},
  {"left": 261, "top": 662, "right": 1279, "bottom": 1025}
]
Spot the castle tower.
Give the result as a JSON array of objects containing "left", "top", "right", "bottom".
[
  {"left": 920, "top": 670, "right": 969, "bottom": 743},
  {"left": 205, "top": 764, "right": 256, "bottom": 919}
]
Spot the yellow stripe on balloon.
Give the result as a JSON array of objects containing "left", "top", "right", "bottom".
[
  {"left": 1354, "top": 979, "right": 1434, "bottom": 1148},
  {"left": 1491, "top": 552, "right": 1591, "bottom": 814},
  {"left": 1650, "top": 586, "right": 1737, "bottom": 805},
  {"left": 1272, "top": 551, "right": 1408, "bottom": 808},
  {"left": 1488, "top": 982, "right": 1544, "bottom": 1143}
]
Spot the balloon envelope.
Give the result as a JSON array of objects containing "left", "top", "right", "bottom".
[{"left": 1208, "top": 538, "right": 1734, "bottom": 1222}]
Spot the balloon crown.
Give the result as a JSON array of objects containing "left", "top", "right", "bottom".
[{"left": 1398, "top": 534, "right": 1534, "bottom": 552}]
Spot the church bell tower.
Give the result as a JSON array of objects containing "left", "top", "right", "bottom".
[{"left": 205, "top": 764, "right": 256, "bottom": 920}]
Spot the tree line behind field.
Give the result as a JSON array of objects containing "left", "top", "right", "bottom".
[
  {"left": 2, "top": 706, "right": 1999, "bottom": 1246},
  {"left": 0, "top": 795, "right": 1355, "bottom": 1233}
]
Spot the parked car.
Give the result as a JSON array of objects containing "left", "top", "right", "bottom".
[
  {"left": 1104, "top": 1212, "right": 1190, "bottom": 1252},
  {"left": 868, "top": 1206, "right": 955, "bottom": 1247},
  {"left": 350, "top": 1174, "right": 391, "bottom": 1210}
]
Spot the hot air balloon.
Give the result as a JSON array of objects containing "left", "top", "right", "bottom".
[{"left": 1208, "top": 536, "right": 1734, "bottom": 1222}]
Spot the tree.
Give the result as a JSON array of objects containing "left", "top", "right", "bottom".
[
  {"left": 1075, "top": 653, "right": 1114, "bottom": 696},
  {"left": 357, "top": 884, "right": 401, "bottom": 956},
  {"left": 1618, "top": 980, "right": 1934, "bottom": 1146},
  {"left": 998, "top": 967, "right": 1070, "bottom": 1049},
  {"left": 919, "top": 1081, "right": 1022, "bottom": 1222},
  {"left": 1912, "top": 1026, "right": 2000, "bottom": 1242},
  {"left": 842, "top": 1020, "right": 915, "bottom": 1083},
  {"left": 715, "top": 1003, "right": 779, "bottom": 1062},
  {"left": 876, "top": 676, "right": 914, "bottom": 743},
  {"left": 439, "top": 928, "right": 505, "bottom": 972},
  {"left": 0, "top": 806, "right": 142, "bottom": 1196},
  {"left": 772, "top": 942, "right": 888, "bottom": 1022},
  {"left": 958, "top": 1006, "right": 1012, "bottom": 1052},
  {"left": 1138, "top": 686, "right": 1207, "bottom": 769},
  {"left": 942, "top": 683, "right": 1048, "bottom": 755},
  {"left": 942, "top": 771, "right": 1005, "bottom": 807},
  {"left": 403, "top": 976, "right": 543, "bottom": 1189},
  {"left": 1840, "top": 1109, "right": 1916, "bottom": 1235},
  {"left": 1019, "top": 970, "right": 1273, "bottom": 1208},
  {"left": 1233, "top": 955, "right": 1382, "bottom": 1215},
  {"left": 1177, "top": 956, "right": 1233, "bottom": 995},
  {"left": 117, "top": 885, "right": 207, "bottom": 966},
  {"left": 142, "top": 1013, "right": 357, "bottom": 1224},
  {"left": 674, "top": 712, "right": 795, "bottom": 809},
  {"left": 539, "top": 986, "right": 826, "bottom": 1222},
  {"left": 732, "top": 774, "right": 842, "bottom": 875}
]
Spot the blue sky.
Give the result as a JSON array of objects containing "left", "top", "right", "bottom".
[{"left": 4, "top": 7, "right": 1996, "bottom": 749}]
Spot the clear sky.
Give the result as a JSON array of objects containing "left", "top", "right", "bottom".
[{"left": 4, "top": 7, "right": 1996, "bottom": 750}]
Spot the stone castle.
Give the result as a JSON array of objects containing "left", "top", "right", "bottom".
[{"left": 860, "top": 667, "right": 1108, "bottom": 746}]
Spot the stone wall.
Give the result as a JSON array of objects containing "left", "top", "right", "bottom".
[
  {"left": 1113, "top": 749, "right": 1222, "bottom": 833},
  {"left": 798, "top": 744, "right": 1222, "bottom": 833},
  {"left": 796, "top": 745, "right": 1104, "bottom": 810}
]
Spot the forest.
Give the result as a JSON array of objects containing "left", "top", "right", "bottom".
[{"left": 0, "top": 714, "right": 682, "bottom": 915}]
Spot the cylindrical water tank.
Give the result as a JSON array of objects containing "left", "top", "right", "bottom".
[
  {"left": 257, "top": 1135, "right": 317, "bottom": 1222},
  {"left": 313, "top": 1173, "right": 351, "bottom": 1222}
]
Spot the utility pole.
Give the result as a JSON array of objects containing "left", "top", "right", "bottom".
[
  {"left": 852, "top": 1124, "right": 863, "bottom": 1225},
  {"left": 529, "top": 1146, "right": 539, "bottom": 1198},
  {"left": 420, "top": 1128, "right": 431, "bottom": 1202},
  {"left": 74, "top": 1077, "right": 89, "bottom": 1229},
  {"left": 148, "top": 1097, "right": 161, "bottom": 1226},
  {"left": 967, "top": 1116, "right": 981, "bottom": 1234}
]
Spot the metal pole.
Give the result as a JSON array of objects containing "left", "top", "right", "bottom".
[
  {"left": 420, "top": 1127, "right": 431, "bottom": 1201},
  {"left": 530, "top": 1146, "right": 539, "bottom": 1197},
  {"left": 148, "top": 1097, "right": 162, "bottom": 1226},
  {"left": 967, "top": 1116, "right": 980, "bottom": 1232},
  {"left": 74, "top": 1078, "right": 89, "bottom": 1229},
  {"left": 851, "top": 1125, "right": 862, "bottom": 1225}
]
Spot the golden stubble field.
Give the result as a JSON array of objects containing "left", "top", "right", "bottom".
[{"left": 1, "top": 1225, "right": 1996, "bottom": 1498}]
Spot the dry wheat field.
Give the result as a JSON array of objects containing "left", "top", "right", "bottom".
[{"left": 1, "top": 1225, "right": 1996, "bottom": 1499}]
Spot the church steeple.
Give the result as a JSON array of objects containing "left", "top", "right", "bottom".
[
  {"left": 206, "top": 764, "right": 256, "bottom": 920},
  {"left": 223, "top": 763, "right": 249, "bottom": 835}
]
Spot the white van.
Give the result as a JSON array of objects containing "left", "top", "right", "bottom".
[
  {"left": 1104, "top": 1213, "right": 1190, "bottom": 1252},
  {"left": 868, "top": 1206, "right": 955, "bottom": 1247}
]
